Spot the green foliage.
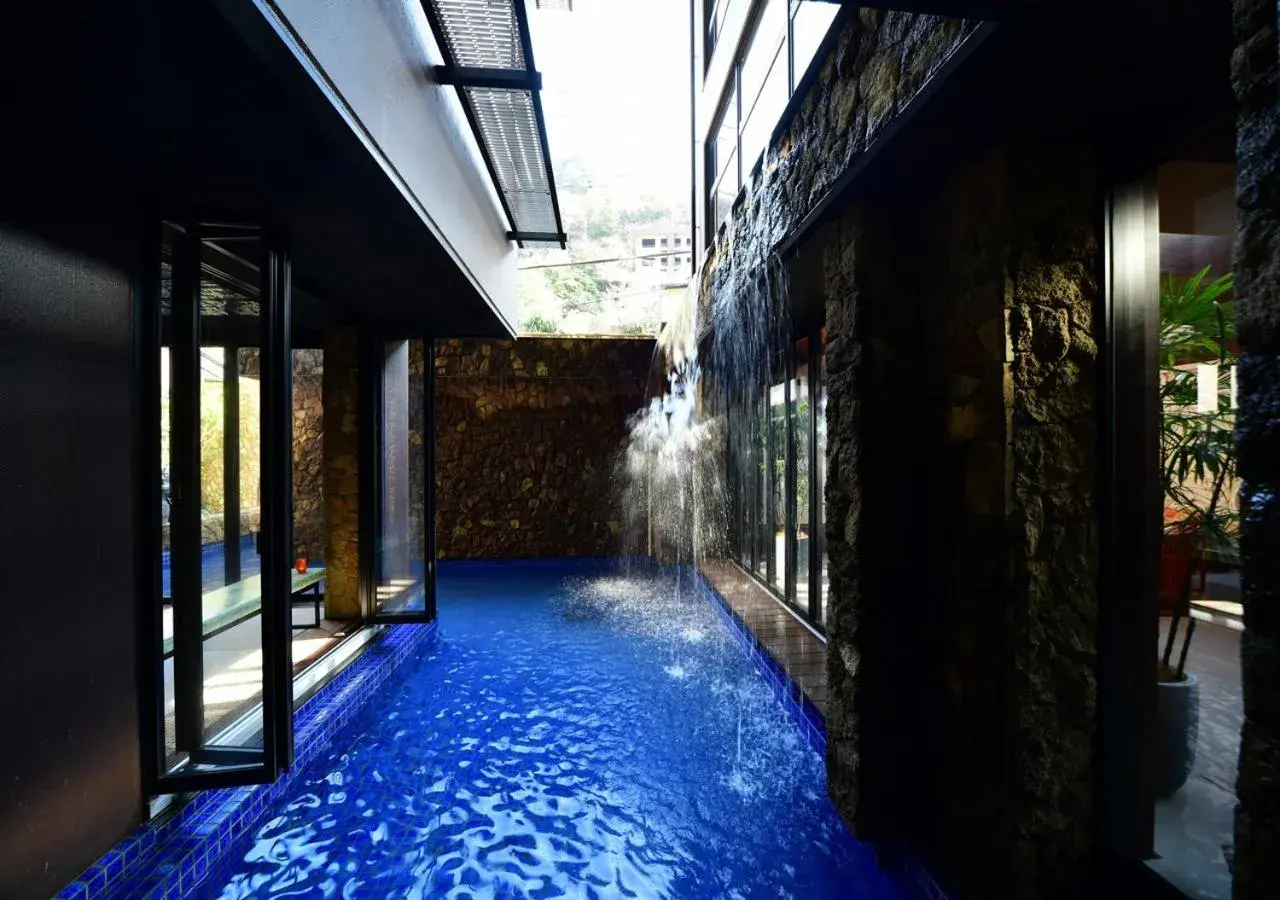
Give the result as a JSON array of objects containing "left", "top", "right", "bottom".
[
  {"left": 198, "top": 376, "right": 262, "bottom": 515},
  {"left": 1159, "top": 265, "right": 1236, "bottom": 676},
  {"left": 1159, "top": 266, "right": 1237, "bottom": 550},
  {"left": 520, "top": 315, "right": 561, "bottom": 334},
  {"left": 616, "top": 322, "right": 657, "bottom": 336},
  {"left": 543, "top": 265, "right": 617, "bottom": 317}
]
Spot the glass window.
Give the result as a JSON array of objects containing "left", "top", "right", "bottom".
[
  {"left": 661, "top": 237, "right": 669, "bottom": 246},
  {"left": 755, "top": 394, "right": 769, "bottom": 580},
  {"left": 1146, "top": 154, "right": 1239, "bottom": 900},
  {"left": 712, "top": 90, "right": 738, "bottom": 191},
  {"left": 791, "top": 0, "right": 840, "bottom": 90},
  {"left": 713, "top": 149, "right": 739, "bottom": 228},
  {"left": 641, "top": 237, "right": 656, "bottom": 248},
  {"left": 740, "top": 42, "right": 788, "bottom": 173},
  {"left": 770, "top": 376, "right": 788, "bottom": 595},
  {"left": 816, "top": 333, "right": 828, "bottom": 626},
  {"left": 739, "top": 0, "right": 786, "bottom": 115},
  {"left": 376, "top": 340, "right": 427, "bottom": 616},
  {"left": 706, "top": 0, "right": 733, "bottom": 62},
  {"left": 792, "top": 339, "right": 812, "bottom": 616},
  {"left": 156, "top": 221, "right": 291, "bottom": 788}
]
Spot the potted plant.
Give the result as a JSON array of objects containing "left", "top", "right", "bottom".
[{"left": 1155, "top": 264, "right": 1237, "bottom": 797}]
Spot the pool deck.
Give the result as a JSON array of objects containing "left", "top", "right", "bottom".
[{"left": 699, "top": 559, "right": 828, "bottom": 717}]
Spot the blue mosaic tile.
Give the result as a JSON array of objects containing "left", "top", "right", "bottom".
[
  {"left": 693, "top": 569, "right": 831, "bottom": 759},
  {"left": 59, "top": 621, "right": 438, "bottom": 900}
]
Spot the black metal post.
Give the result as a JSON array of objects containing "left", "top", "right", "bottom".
[
  {"left": 224, "top": 344, "right": 241, "bottom": 585},
  {"left": 261, "top": 238, "right": 293, "bottom": 772},
  {"left": 425, "top": 339, "right": 438, "bottom": 621},
  {"left": 1098, "top": 175, "right": 1161, "bottom": 860},
  {"left": 137, "top": 221, "right": 165, "bottom": 790},
  {"left": 171, "top": 224, "right": 204, "bottom": 755},
  {"left": 357, "top": 330, "right": 379, "bottom": 620}
]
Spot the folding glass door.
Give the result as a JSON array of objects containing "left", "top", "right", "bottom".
[{"left": 145, "top": 221, "right": 294, "bottom": 791}]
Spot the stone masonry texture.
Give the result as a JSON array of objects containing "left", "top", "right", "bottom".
[
  {"left": 1231, "top": 0, "right": 1280, "bottom": 896},
  {"left": 435, "top": 337, "right": 652, "bottom": 559},
  {"left": 322, "top": 328, "right": 360, "bottom": 619},
  {"left": 292, "top": 349, "right": 324, "bottom": 563},
  {"left": 695, "top": 7, "right": 1115, "bottom": 899}
]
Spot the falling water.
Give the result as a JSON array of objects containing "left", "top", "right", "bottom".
[{"left": 616, "top": 239, "right": 791, "bottom": 569}]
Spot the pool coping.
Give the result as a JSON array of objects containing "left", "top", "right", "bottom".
[
  {"left": 62, "top": 558, "right": 950, "bottom": 900},
  {"left": 692, "top": 564, "right": 952, "bottom": 900},
  {"left": 57, "top": 621, "right": 438, "bottom": 900},
  {"left": 691, "top": 566, "right": 829, "bottom": 758}
]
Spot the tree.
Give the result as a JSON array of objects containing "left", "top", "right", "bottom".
[
  {"left": 543, "top": 265, "right": 617, "bottom": 317},
  {"left": 520, "top": 314, "right": 560, "bottom": 334}
]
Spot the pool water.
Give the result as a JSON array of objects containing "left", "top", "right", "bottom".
[{"left": 202, "top": 563, "right": 894, "bottom": 899}]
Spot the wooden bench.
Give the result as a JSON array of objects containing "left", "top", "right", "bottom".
[{"left": 162, "top": 567, "right": 326, "bottom": 656}]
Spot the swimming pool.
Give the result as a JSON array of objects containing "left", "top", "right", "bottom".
[{"left": 201, "top": 562, "right": 895, "bottom": 899}]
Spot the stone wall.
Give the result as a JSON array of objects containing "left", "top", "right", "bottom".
[
  {"left": 934, "top": 143, "right": 1101, "bottom": 898},
  {"left": 322, "top": 329, "right": 360, "bottom": 618},
  {"left": 1231, "top": 0, "right": 1280, "bottom": 895},
  {"left": 435, "top": 337, "right": 652, "bottom": 559},
  {"left": 699, "top": 9, "right": 978, "bottom": 334},
  {"left": 292, "top": 349, "right": 324, "bottom": 562},
  {"left": 698, "top": 8, "right": 1111, "bottom": 899}
]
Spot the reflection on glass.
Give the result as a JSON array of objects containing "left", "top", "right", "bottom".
[
  {"left": 377, "top": 339, "right": 427, "bottom": 614},
  {"left": 715, "top": 152, "right": 739, "bottom": 228},
  {"left": 771, "top": 378, "right": 788, "bottom": 595},
  {"left": 1149, "top": 155, "right": 1240, "bottom": 900},
  {"left": 755, "top": 395, "right": 769, "bottom": 579},
  {"left": 198, "top": 244, "right": 265, "bottom": 749},
  {"left": 714, "top": 92, "right": 738, "bottom": 189},
  {"left": 160, "top": 249, "right": 176, "bottom": 768},
  {"left": 791, "top": 0, "right": 840, "bottom": 88},
  {"left": 740, "top": 0, "right": 785, "bottom": 113},
  {"left": 201, "top": 347, "right": 227, "bottom": 593},
  {"left": 740, "top": 42, "right": 787, "bottom": 170},
  {"left": 793, "top": 342, "right": 811, "bottom": 615}
]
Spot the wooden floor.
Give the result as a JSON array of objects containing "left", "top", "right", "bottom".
[{"left": 700, "top": 559, "right": 829, "bottom": 716}]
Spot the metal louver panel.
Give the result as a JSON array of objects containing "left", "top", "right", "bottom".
[{"left": 421, "top": 0, "right": 566, "bottom": 248}]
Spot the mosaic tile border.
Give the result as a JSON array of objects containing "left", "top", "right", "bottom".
[
  {"left": 691, "top": 567, "right": 952, "bottom": 900},
  {"left": 57, "top": 622, "right": 438, "bottom": 900},
  {"left": 691, "top": 567, "right": 828, "bottom": 757}
]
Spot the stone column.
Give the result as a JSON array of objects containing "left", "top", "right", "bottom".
[
  {"left": 323, "top": 328, "right": 360, "bottom": 619},
  {"left": 1231, "top": 0, "right": 1280, "bottom": 894},
  {"left": 823, "top": 142, "right": 1102, "bottom": 900}
]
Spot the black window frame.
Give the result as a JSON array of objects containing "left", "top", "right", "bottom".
[
  {"left": 701, "top": 0, "right": 844, "bottom": 248},
  {"left": 726, "top": 327, "right": 826, "bottom": 630},
  {"left": 141, "top": 219, "right": 295, "bottom": 795},
  {"left": 359, "top": 333, "right": 438, "bottom": 625}
]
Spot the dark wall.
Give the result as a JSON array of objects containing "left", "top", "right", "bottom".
[
  {"left": 0, "top": 207, "right": 142, "bottom": 893},
  {"left": 435, "top": 337, "right": 653, "bottom": 559},
  {"left": 1231, "top": 0, "right": 1280, "bottom": 895}
]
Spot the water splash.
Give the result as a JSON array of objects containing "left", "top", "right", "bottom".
[{"left": 616, "top": 245, "right": 790, "bottom": 570}]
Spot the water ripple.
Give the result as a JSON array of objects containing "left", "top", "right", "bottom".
[{"left": 202, "top": 570, "right": 892, "bottom": 899}]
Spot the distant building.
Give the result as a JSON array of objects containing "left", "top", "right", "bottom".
[{"left": 631, "top": 226, "right": 694, "bottom": 277}]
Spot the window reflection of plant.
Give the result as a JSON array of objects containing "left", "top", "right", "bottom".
[
  {"left": 1159, "top": 265, "right": 1236, "bottom": 679},
  {"left": 1160, "top": 265, "right": 1237, "bottom": 554}
]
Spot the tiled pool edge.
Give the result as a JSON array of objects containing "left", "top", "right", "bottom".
[
  {"left": 691, "top": 566, "right": 954, "bottom": 900},
  {"left": 691, "top": 567, "right": 828, "bottom": 757},
  {"left": 57, "top": 621, "right": 438, "bottom": 900}
]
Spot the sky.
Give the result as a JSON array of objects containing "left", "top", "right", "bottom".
[{"left": 528, "top": 0, "right": 692, "bottom": 216}]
